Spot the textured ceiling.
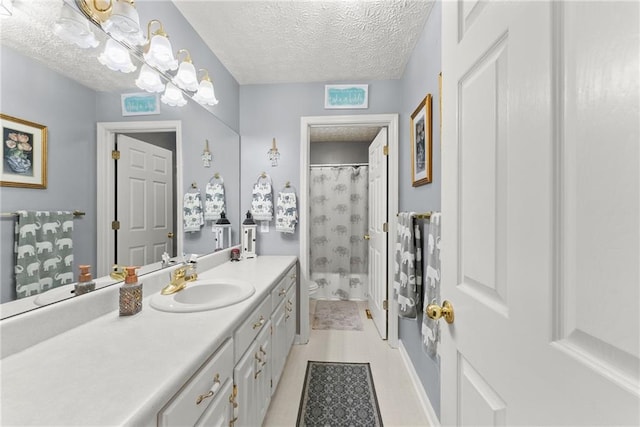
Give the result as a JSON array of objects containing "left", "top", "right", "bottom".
[
  {"left": 172, "top": 0, "right": 434, "bottom": 85},
  {"left": 310, "top": 125, "right": 382, "bottom": 143}
]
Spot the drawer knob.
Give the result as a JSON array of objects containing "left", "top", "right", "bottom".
[
  {"left": 195, "top": 374, "right": 221, "bottom": 405},
  {"left": 252, "top": 315, "right": 265, "bottom": 330},
  {"left": 254, "top": 369, "right": 262, "bottom": 379},
  {"left": 259, "top": 345, "right": 267, "bottom": 356},
  {"left": 279, "top": 288, "right": 286, "bottom": 296}
]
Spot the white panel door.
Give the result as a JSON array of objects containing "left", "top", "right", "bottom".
[
  {"left": 441, "top": 1, "right": 639, "bottom": 425},
  {"left": 368, "top": 127, "right": 388, "bottom": 339},
  {"left": 116, "top": 134, "right": 174, "bottom": 267}
]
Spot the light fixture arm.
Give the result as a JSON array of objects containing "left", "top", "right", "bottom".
[{"left": 146, "top": 19, "right": 167, "bottom": 38}]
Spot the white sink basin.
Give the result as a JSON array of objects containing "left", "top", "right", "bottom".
[{"left": 150, "top": 278, "right": 255, "bottom": 313}]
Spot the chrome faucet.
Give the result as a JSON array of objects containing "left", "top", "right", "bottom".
[{"left": 161, "top": 264, "right": 198, "bottom": 295}]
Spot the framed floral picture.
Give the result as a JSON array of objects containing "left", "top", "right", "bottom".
[
  {"left": 1, "top": 114, "right": 47, "bottom": 189},
  {"left": 410, "top": 94, "right": 432, "bottom": 186}
]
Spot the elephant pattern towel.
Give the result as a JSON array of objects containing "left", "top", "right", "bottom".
[
  {"left": 276, "top": 190, "right": 297, "bottom": 233},
  {"left": 250, "top": 174, "right": 273, "bottom": 221},
  {"left": 204, "top": 177, "right": 225, "bottom": 221},
  {"left": 14, "top": 211, "right": 74, "bottom": 299},
  {"left": 183, "top": 191, "right": 204, "bottom": 232},
  {"left": 422, "top": 213, "right": 441, "bottom": 358},
  {"left": 393, "top": 212, "right": 423, "bottom": 318}
]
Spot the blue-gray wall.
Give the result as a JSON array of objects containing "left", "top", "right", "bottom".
[
  {"left": 0, "top": 46, "right": 98, "bottom": 303},
  {"left": 398, "top": 0, "right": 442, "bottom": 419},
  {"left": 239, "top": 81, "right": 402, "bottom": 255}
]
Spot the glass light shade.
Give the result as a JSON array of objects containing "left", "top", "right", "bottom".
[
  {"left": 143, "top": 34, "right": 178, "bottom": 72},
  {"left": 53, "top": 5, "right": 99, "bottom": 49},
  {"left": 98, "top": 39, "right": 136, "bottom": 73},
  {"left": 161, "top": 82, "right": 187, "bottom": 107},
  {"left": 135, "top": 64, "right": 165, "bottom": 93},
  {"left": 101, "top": 0, "right": 145, "bottom": 46},
  {"left": 173, "top": 61, "right": 198, "bottom": 91},
  {"left": 0, "top": 0, "right": 13, "bottom": 16},
  {"left": 193, "top": 79, "right": 219, "bottom": 106}
]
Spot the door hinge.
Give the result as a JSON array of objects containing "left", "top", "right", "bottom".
[
  {"left": 383, "top": 300, "right": 388, "bottom": 310},
  {"left": 112, "top": 220, "right": 120, "bottom": 230},
  {"left": 112, "top": 150, "right": 120, "bottom": 160},
  {"left": 382, "top": 222, "right": 388, "bottom": 233},
  {"left": 383, "top": 145, "right": 389, "bottom": 156}
]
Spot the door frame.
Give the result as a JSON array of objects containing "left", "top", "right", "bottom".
[
  {"left": 96, "top": 120, "right": 183, "bottom": 277},
  {"left": 299, "top": 114, "right": 399, "bottom": 347}
]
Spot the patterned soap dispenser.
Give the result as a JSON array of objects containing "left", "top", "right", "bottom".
[{"left": 119, "top": 266, "right": 142, "bottom": 316}]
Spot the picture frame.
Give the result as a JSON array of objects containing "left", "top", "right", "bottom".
[
  {"left": 1, "top": 114, "right": 47, "bottom": 189},
  {"left": 410, "top": 94, "right": 432, "bottom": 186},
  {"left": 324, "top": 84, "right": 369, "bottom": 109},
  {"left": 121, "top": 92, "right": 161, "bottom": 116}
]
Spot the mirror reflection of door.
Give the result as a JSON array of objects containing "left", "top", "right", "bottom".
[{"left": 115, "top": 133, "right": 176, "bottom": 267}]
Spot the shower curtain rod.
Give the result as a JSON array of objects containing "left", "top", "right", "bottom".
[{"left": 309, "top": 162, "right": 369, "bottom": 168}]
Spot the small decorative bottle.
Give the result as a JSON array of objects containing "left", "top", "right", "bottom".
[
  {"left": 119, "top": 266, "right": 142, "bottom": 316},
  {"left": 75, "top": 265, "right": 96, "bottom": 296}
]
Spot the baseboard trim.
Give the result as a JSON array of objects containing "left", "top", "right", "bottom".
[{"left": 398, "top": 340, "right": 441, "bottom": 427}]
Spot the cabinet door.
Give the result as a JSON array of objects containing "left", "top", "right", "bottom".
[
  {"left": 194, "top": 380, "right": 232, "bottom": 427},
  {"left": 271, "top": 300, "right": 287, "bottom": 392},
  {"left": 233, "top": 340, "right": 257, "bottom": 427},
  {"left": 285, "top": 285, "right": 297, "bottom": 349},
  {"left": 255, "top": 320, "right": 272, "bottom": 423}
]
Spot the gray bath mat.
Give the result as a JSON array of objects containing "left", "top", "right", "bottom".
[
  {"left": 312, "top": 300, "right": 364, "bottom": 331},
  {"left": 297, "top": 361, "right": 383, "bottom": 426}
]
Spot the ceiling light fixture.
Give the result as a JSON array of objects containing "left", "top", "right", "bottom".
[
  {"left": 100, "top": 0, "right": 144, "bottom": 46},
  {"left": 0, "top": 0, "right": 13, "bottom": 16},
  {"left": 192, "top": 69, "right": 219, "bottom": 106},
  {"left": 143, "top": 19, "right": 177, "bottom": 72},
  {"left": 98, "top": 38, "right": 136, "bottom": 73},
  {"left": 135, "top": 64, "right": 165, "bottom": 93},
  {"left": 54, "top": 3, "right": 100, "bottom": 49},
  {"left": 161, "top": 82, "right": 187, "bottom": 107},
  {"left": 172, "top": 49, "right": 198, "bottom": 92}
]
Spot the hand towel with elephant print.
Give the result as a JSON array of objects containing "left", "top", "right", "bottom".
[
  {"left": 204, "top": 177, "right": 225, "bottom": 221},
  {"left": 422, "top": 212, "right": 441, "bottom": 358},
  {"left": 275, "top": 190, "right": 297, "bottom": 233},
  {"left": 393, "top": 212, "right": 423, "bottom": 318},
  {"left": 183, "top": 191, "right": 204, "bottom": 232},
  {"left": 250, "top": 174, "right": 273, "bottom": 221},
  {"left": 14, "top": 211, "right": 74, "bottom": 299}
]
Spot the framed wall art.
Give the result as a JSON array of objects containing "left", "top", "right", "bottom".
[
  {"left": 324, "top": 84, "right": 369, "bottom": 109},
  {"left": 410, "top": 94, "right": 432, "bottom": 186},
  {"left": 1, "top": 114, "right": 47, "bottom": 189}
]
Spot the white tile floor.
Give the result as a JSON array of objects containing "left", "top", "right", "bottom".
[{"left": 263, "top": 300, "right": 430, "bottom": 426}]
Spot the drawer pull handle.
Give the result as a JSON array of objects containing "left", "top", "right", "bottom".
[
  {"left": 254, "top": 369, "right": 262, "bottom": 379},
  {"left": 285, "top": 314, "right": 290, "bottom": 320},
  {"left": 259, "top": 345, "right": 267, "bottom": 355},
  {"left": 286, "top": 306, "right": 293, "bottom": 313},
  {"left": 290, "top": 274, "right": 296, "bottom": 280},
  {"left": 252, "top": 316, "right": 265, "bottom": 330},
  {"left": 279, "top": 288, "right": 286, "bottom": 296},
  {"left": 195, "top": 374, "right": 221, "bottom": 405}
]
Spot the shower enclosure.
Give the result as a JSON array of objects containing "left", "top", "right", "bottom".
[{"left": 308, "top": 165, "right": 368, "bottom": 300}]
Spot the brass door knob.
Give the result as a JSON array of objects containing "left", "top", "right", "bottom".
[
  {"left": 364, "top": 234, "right": 371, "bottom": 240},
  {"left": 426, "top": 300, "right": 455, "bottom": 324},
  {"left": 167, "top": 232, "right": 174, "bottom": 239}
]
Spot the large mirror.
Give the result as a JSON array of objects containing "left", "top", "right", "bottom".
[{"left": 0, "top": 1, "right": 240, "bottom": 318}]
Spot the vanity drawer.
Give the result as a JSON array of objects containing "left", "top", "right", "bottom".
[
  {"left": 158, "top": 338, "right": 234, "bottom": 427},
  {"left": 234, "top": 296, "right": 271, "bottom": 361},
  {"left": 271, "top": 264, "right": 297, "bottom": 312}
]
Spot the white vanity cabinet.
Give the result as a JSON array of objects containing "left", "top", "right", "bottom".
[
  {"left": 271, "top": 265, "right": 297, "bottom": 390},
  {"left": 158, "top": 338, "right": 234, "bottom": 427}
]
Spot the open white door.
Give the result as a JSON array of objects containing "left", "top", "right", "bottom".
[
  {"left": 368, "top": 127, "right": 388, "bottom": 340},
  {"left": 116, "top": 134, "right": 174, "bottom": 267},
  {"left": 440, "top": 1, "right": 639, "bottom": 425}
]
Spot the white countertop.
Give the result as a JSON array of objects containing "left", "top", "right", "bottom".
[{"left": 0, "top": 256, "right": 297, "bottom": 426}]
